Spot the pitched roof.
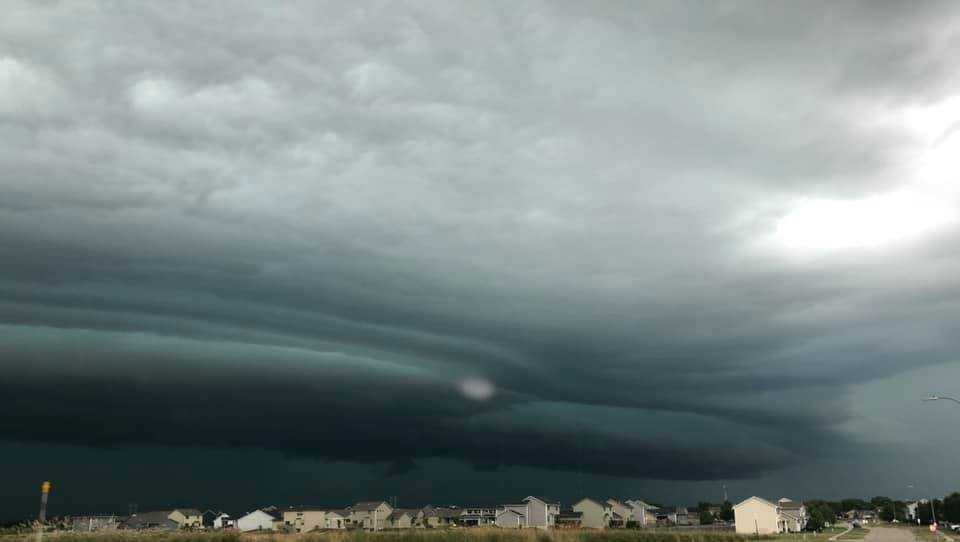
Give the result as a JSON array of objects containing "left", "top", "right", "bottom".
[
  {"left": 388, "top": 509, "right": 419, "bottom": 520},
  {"left": 352, "top": 501, "right": 389, "bottom": 511},
  {"left": 524, "top": 496, "right": 560, "bottom": 505},
  {"left": 734, "top": 496, "right": 778, "bottom": 510},
  {"left": 574, "top": 498, "right": 610, "bottom": 509},
  {"left": 122, "top": 511, "right": 175, "bottom": 528}
]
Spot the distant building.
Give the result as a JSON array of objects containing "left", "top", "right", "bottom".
[
  {"left": 734, "top": 496, "right": 806, "bottom": 535},
  {"left": 494, "top": 507, "right": 525, "bottom": 529},
  {"left": 71, "top": 515, "right": 120, "bottom": 532},
  {"left": 212, "top": 512, "right": 234, "bottom": 530},
  {"left": 421, "top": 506, "right": 460, "bottom": 528},
  {"left": 282, "top": 508, "right": 329, "bottom": 533},
  {"left": 624, "top": 500, "right": 658, "bottom": 526},
  {"left": 351, "top": 501, "right": 393, "bottom": 531},
  {"left": 121, "top": 511, "right": 178, "bottom": 531},
  {"left": 236, "top": 508, "right": 280, "bottom": 532},
  {"left": 324, "top": 509, "right": 349, "bottom": 530},
  {"left": 606, "top": 499, "right": 630, "bottom": 528},
  {"left": 555, "top": 510, "right": 582, "bottom": 529},
  {"left": 387, "top": 509, "right": 419, "bottom": 529},
  {"left": 573, "top": 498, "right": 612, "bottom": 529},
  {"left": 169, "top": 509, "right": 203, "bottom": 529},
  {"left": 460, "top": 507, "right": 497, "bottom": 527}
]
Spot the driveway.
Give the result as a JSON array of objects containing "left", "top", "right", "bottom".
[{"left": 866, "top": 527, "right": 919, "bottom": 542}]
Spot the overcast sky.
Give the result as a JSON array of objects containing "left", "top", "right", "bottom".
[{"left": 3, "top": 0, "right": 960, "bottom": 521}]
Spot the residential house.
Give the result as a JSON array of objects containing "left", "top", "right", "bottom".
[
  {"left": 495, "top": 507, "right": 525, "bottom": 529},
  {"left": 283, "top": 508, "right": 328, "bottom": 533},
  {"left": 573, "top": 498, "right": 612, "bottom": 529},
  {"left": 324, "top": 510, "right": 349, "bottom": 530},
  {"left": 905, "top": 501, "right": 926, "bottom": 522},
  {"left": 777, "top": 499, "right": 807, "bottom": 532},
  {"left": 656, "top": 507, "right": 689, "bottom": 526},
  {"left": 387, "top": 509, "right": 419, "bottom": 529},
  {"left": 201, "top": 511, "right": 219, "bottom": 530},
  {"left": 237, "top": 508, "right": 281, "bottom": 532},
  {"left": 351, "top": 501, "right": 394, "bottom": 531},
  {"left": 624, "top": 500, "right": 658, "bottom": 526},
  {"left": 212, "top": 513, "right": 234, "bottom": 530},
  {"left": 121, "top": 511, "right": 179, "bottom": 531},
  {"left": 555, "top": 511, "right": 582, "bottom": 529},
  {"left": 169, "top": 509, "right": 203, "bottom": 530},
  {"left": 71, "top": 515, "right": 120, "bottom": 532},
  {"left": 460, "top": 507, "right": 497, "bottom": 527},
  {"left": 421, "top": 506, "right": 460, "bottom": 528},
  {"left": 734, "top": 496, "right": 806, "bottom": 535},
  {"left": 522, "top": 496, "right": 560, "bottom": 530},
  {"left": 606, "top": 500, "right": 631, "bottom": 528}
]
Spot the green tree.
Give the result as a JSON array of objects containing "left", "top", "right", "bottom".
[
  {"left": 842, "top": 499, "right": 869, "bottom": 512},
  {"left": 942, "top": 493, "right": 960, "bottom": 523},
  {"left": 872, "top": 496, "right": 893, "bottom": 509},
  {"left": 880, "top": 503, "right": 895, "bottom": 522},
  {"left": 700, "top": 509, "right": 715, "bottom": 525},
  {"left": 808, "top": 508, "right": 827, "bottom": 532},
  {"left": 720, "top": 501, "right": 734, "bottom": 522}
]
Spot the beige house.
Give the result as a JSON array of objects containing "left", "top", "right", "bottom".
[
  {"left": 734, "top": 496, "right": 807, "bottom": 535},
  {"left": 282, "top": 508, "right": 328, "bottom": 533},
  {"left": 624, "top": 500, "right": 657, "bottom": 526},
  {"left": 168, "top": 509, "right": 203, "bottom": 529},
  {"left": 606, "top": 500, "right": 630, "bottom": 528},
  {"left": 573, "top": 498, "right": 612, "bottom": 529},
  {"left": 421, "top": 506, "right": 460, "bottom": 528},
  {"left": 324, "top": 510, "right": 349, "bottom": 530},
  {"left": 495, "top": 507, "right": 525, "bottom": 529},
  {"left": 351, "top": 501, "right": 394, "bottom": 531},
  {"left": 387, "top": 509, "right": 419, "bottom": 529}
]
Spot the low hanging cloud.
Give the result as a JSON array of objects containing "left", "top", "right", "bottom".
[{"left": 2, "top": 0, "right": 960, "bottom": 486}]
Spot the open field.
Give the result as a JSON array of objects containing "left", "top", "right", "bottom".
[{"left": 0, "top": 530, "right": 780, "bottom": 542}]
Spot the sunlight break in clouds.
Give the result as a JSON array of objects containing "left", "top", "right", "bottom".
[{"left": 775, "top": 191, "right": 956, "bottom": 251}]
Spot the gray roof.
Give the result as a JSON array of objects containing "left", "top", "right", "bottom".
[
  {"left": 388, "top": 509, "right": 419, "bottom": 520},
  {"left": 122, "top": 511, "right": 176, "bottom": 529}
]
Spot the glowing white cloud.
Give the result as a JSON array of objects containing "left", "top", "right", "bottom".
[
  {"left": 775, "top": 191, "right": 955, "bottom": 251},
  {"left": 457, "top": 377, "right": 495, "bottom": 401}
]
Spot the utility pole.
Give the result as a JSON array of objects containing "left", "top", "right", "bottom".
[{"left": 36, "top": 481, "right": 51, "bottom": 542}]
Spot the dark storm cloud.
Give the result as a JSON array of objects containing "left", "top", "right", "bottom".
[{"left": 2, "top": 0, "right": 960, "bottom": 487}]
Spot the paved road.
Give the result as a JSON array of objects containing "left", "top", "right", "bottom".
[{"left": 866, "top": 527, "right": 921, "bottom": 542}]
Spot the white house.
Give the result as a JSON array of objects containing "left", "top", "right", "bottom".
[
  {"left": 522, "top": 496, "right": 560, "bottom": 529},
  {"left": 212, "top": 513, "right": 233, "bottom": 530},
  {"left": 734, "top": 496, "right": 806, "bottom": 535},
  {"left": 237, "top": 509, "right": 279, "bottom": 532},
  {"left": 324, "top": 510, "right": 349, "bottom": 530},
  {"left": 495, "top": 507, "right": 525, "bottom": 529},
  {"left": 624, "top": 500, "right": 657, "bottom": 526}
]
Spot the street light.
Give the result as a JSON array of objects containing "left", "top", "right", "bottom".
[{"left": 923, "top": 395, "right": 960, "bottom": 405}]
